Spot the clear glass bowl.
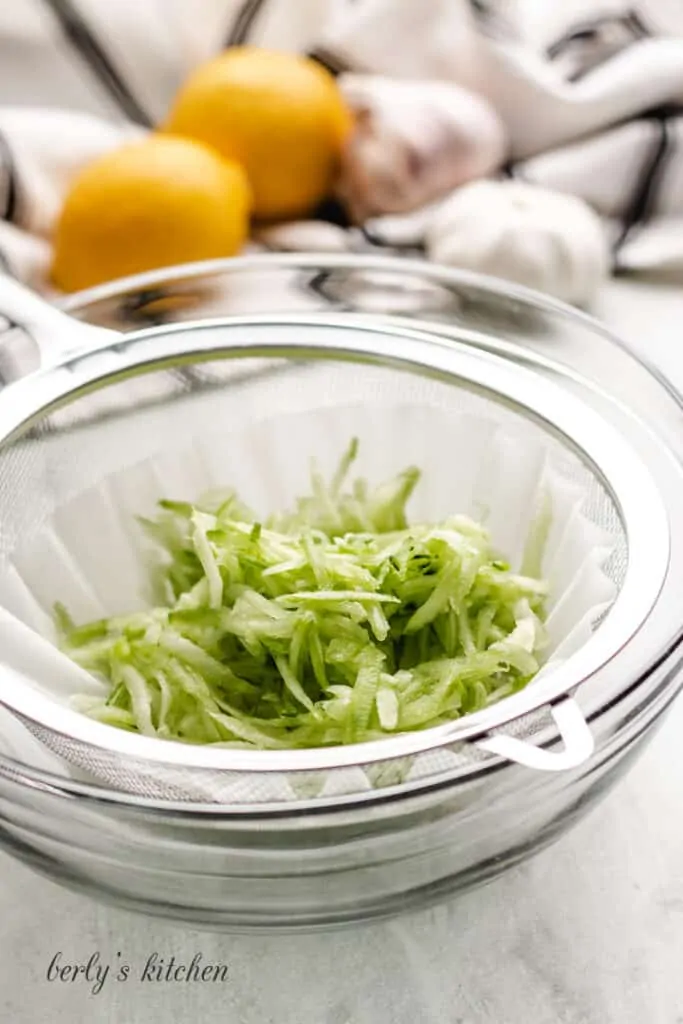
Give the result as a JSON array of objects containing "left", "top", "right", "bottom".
[{"left": 0, "top": 255, "right": 682, "bottom": 932}]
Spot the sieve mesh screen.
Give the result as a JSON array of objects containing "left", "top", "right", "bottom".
[{"left": 0, "top": 346, "right": 630, "bottom": 802}]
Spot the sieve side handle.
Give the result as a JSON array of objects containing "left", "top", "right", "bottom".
[
  {"left": 0, "top": 274, "right": 112, "bottom": 382},
  {"left": 475, "top": 697, "right": 595, "bottom": 772}
]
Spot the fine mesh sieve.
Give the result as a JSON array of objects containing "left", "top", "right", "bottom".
[{"left": 0, "top": 275, "right": 671, "bottom": 804}]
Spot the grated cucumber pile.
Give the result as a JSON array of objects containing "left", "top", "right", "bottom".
[{"left": 57, "top": 440, "right": 548, "bottom": 749}]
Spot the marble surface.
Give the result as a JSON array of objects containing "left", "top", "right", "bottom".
[{"left": 1, "top": 278, "right": 682, "bottom": 1024}]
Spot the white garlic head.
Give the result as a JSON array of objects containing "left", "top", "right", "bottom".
[{"left": 425, "top": 179, "right": 610, "bottom": 306}]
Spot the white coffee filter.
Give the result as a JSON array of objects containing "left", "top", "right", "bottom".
[{"left": 0, "top": 401, "right": 618, "bottom": 801}]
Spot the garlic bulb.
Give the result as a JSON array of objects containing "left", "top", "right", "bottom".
[
  {"left": 336, "top": 75, "right": 507, "bottom": 224},
  {"left": 425, "top": 179, "right": 610, "bottom": 305}
]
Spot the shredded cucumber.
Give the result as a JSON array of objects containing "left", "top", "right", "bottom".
[{"left": 57, "top": 440, "right": 549, "bottom": 749}]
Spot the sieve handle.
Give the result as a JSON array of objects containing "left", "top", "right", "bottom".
[
  {"left": 0, "top": 274, "right": 113, "bottom": 382},
  {"left": 475, "top": 697, "right": 595, "bottom": 771}
]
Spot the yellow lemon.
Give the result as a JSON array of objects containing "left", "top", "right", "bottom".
[
  {"left": 165, "top": 47, "right": 352, "bottom": 221},
  {"left": 51, "top": 135, "right": 251, "bottom": 293}
]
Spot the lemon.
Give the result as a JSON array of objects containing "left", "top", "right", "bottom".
[
  {"left": 165, "top": 46, "right": 352, "bottom": 221},
  {"left": 51, "top": 135, "right": 251, "bottom": 293}
]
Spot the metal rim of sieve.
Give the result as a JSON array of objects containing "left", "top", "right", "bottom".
[{"left": 0, "top": 315, "right": 671, "bottom": 774}]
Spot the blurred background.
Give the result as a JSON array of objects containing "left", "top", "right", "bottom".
[{"left": 0, "top": 0, "right": 682, "bottom": 307}]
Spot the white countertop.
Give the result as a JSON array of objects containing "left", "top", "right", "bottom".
[{"left": 1, "top": 279, "right": 682, "bottom": 1024}]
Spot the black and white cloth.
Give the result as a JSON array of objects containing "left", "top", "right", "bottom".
[{"left": 1, "top": 0, "right": 683, "bottom": 296}]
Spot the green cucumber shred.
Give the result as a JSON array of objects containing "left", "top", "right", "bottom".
[{"left": 57, "top": 439, "right": 548, "bottom": 749}]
